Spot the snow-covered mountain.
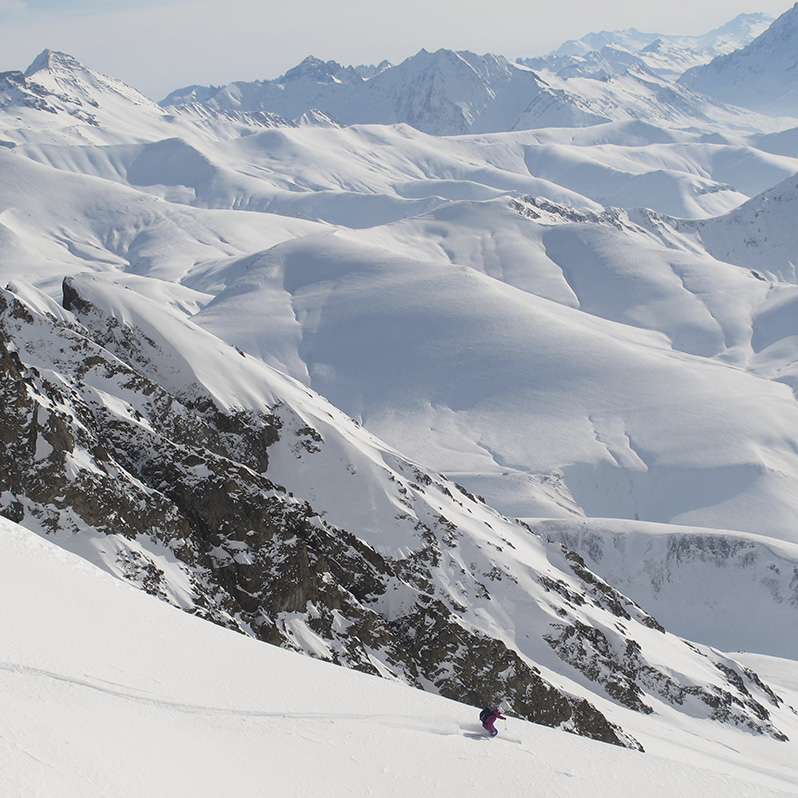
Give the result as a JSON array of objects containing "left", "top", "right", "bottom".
[
  {"left": 524, "top": 13, "right": 774, "bottom": 80},
  {"left": 680, "top": 3, "right": 798, "bottom": 116},
  {"left": 1, "top": 36, "right": 798, "bottom": 791},
  {"left": 6, "top": 272, "right": 791, "bottom": 749},
  {"left": 0, "top": 48, "right": 291, "bottom": 149},
  {"left": 160, "top": 45, "right": 789, "bottom": 137},
  {"left": 161, "top": 50, "right": 583, "bottom": 135},
  {"left": 545, "top": 14, "right": 773, "bottom": 59},
  {"left": 679, "top": 172, "right": 798, "bottom": 282}
]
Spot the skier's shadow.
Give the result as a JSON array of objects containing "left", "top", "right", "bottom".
[{"left": 463, "top": 731, "right": 491, "bottom": 741}]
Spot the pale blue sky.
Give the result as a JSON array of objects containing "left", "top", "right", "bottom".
[{"left": 0, "top": 0, "right": 793, "bottom": 100}]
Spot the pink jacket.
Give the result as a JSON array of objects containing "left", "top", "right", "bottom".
[{"left": 482, "top": 709, "right": 505, "bottom": 729}]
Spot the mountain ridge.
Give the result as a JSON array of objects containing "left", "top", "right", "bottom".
[
  {"left": 679, "top": 3, "right": 798, "bottom": 116},
  {"left": 524, "top": 12, "right": 774, "bottom": 80},
  {"left": 160, "top": 43, "right": 790, "bottom": 136},
  {"left": 1, "top": 273, "right": 792, "bottom": 749}
]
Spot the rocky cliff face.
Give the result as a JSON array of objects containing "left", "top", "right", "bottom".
[{"left": 0, "top": 277, "right": 789, "bottom": 748}]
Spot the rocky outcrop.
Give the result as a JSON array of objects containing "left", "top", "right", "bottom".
[{"left": 0, "top": 279, "right": 788, "bottom": 748}]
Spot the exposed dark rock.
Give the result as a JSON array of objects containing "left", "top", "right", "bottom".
[{"left": 0, "top": 280, "right": 788, "bottom": 749}]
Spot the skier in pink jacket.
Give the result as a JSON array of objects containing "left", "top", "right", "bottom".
[{"left": 479, "top": 707, "right": 506, "bottom": 737}]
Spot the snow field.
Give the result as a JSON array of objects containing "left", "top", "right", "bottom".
[{"left": 2, "top": 518, "right": 797, "bottom": 798}]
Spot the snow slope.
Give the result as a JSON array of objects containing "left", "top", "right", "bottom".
[
  {"left": 7, "top": 272, "right": 790, "bottom": 751},
  {"left": 680, "top": 4, "right": 798, "bottom": 117},
  {"left": 2, "top": 517, "right": 797, "bottom": 798},
  {"left": 190, "top": 202, "right": 798, "bottom": 547},
  {"left": 681, "top": 172, "right": 798, "bottom": 283}
]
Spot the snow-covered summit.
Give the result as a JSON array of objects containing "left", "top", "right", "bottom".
[
  {"left": 523, "top": 13, "right": 774, "bottom": 81},
  {"left": 0, "top": 50, "right": 293, "bottom": 147},
  {"left": 159, "top": 44, "right": 785, "bottom": 136},
  {"left": 23, "top": 48, "right": 161, "bottom": 112},
  {"left": 281, "top": 55, "right": 363, "bottom": 85},
  {"left": 680, "top": 4, "right": 798, "bottom": 116}
]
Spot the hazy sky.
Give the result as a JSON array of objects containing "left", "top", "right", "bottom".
[{"left": 0, "top": 0, "right": 793, "bottom": 100}]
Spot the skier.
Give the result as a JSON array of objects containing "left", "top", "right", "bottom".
[{"left": 479, "top": 706, "right": 506, "bottom": 737}]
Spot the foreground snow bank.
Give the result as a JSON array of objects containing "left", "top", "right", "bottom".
[{"left": 1, "top": 518, "right": 796, "bottom": 798}]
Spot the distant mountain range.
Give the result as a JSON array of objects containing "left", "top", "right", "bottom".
[
  {"left": 680, "top": 2, "right": 798, "bottom": 116},
  {"left": 159, "top": 52, "right": 782, "bottom": 138},
  {"left": 158, "top": 12, "right": 794, "bottom": 137},
  {"left": 521, "top": 12, "right": 773, "bottom": 79}
]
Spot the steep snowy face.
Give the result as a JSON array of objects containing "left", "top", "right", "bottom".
[
  {"left": 23, "top": 49, "right": 156, "bottom": 108},
  {"left": 680, "top": 173, "right": 798, "bottom": 284},
  {"left": 0, "top": 49, "right": 173, "bottom": 144},
  {"left": 0, "top": 277, "right": 790, "bottom": 748},
  {"left": 539, "top": 518, "right": 798, "bottom": 659},
  {"left": 679, "top": 4, "right": 798, "bottom": 116}
]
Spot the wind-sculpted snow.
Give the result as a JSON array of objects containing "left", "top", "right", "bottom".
[
  {"left": 0, "top": 146, "right": 325, "bottom": 294},
  {"left": 15, "top": 107, "right": 798, "bottom": 227},
  {"left": 192, "top": 216, "right": 798, "bottom": 547}
]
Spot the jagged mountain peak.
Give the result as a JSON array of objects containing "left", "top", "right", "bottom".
[
  {"left": 24, "top": 48, "right": 82, "bottom": 77},
  {"left": 21, "top": 47, "right": 154, "bottom": 105},
  {"left": 1, "top": 49, "right": 296, "bottom": 146},
  {"left": 397, "top": 47, "right": 497, "bottom": 76},
  {"left": 355, "top": 59, "right": 393, "bottom": 79},
  {"left": 0, "top": 47, "right": 177, "bottom": 146},
  {"left": 280, "top": 55, "right": 362, "bottom": 85}
]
